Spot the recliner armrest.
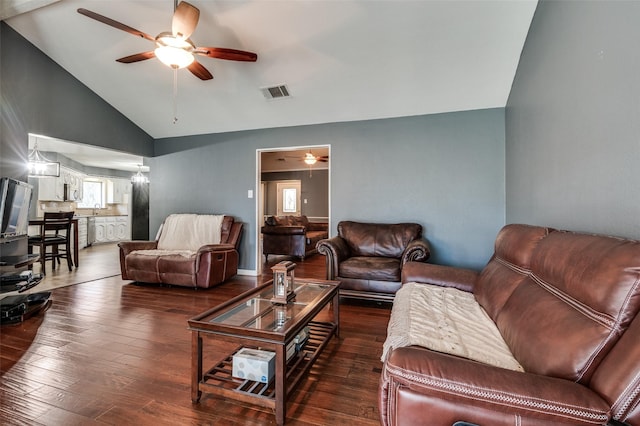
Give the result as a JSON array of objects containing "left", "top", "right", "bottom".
[
  {"left": 401, "top": 261, "right": 478, "bottom": 293},
  {"left": 197, "top": 243, "right": 237, "bottom": 254},
  {"left": 118, "top": 240, "right": 158, "bottom": 280},
  {"left": 118, "top": 240, "right": 158, "bottom": 257},
  {"left": 195, "top": 244, "right": 238, "bottom": 272}
]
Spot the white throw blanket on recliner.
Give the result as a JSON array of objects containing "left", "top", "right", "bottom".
[{"left": 134, "top": 214, "right": 224, "bottom": 257}]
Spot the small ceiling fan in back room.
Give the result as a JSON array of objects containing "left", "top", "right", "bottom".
[{"left": 77, "top": 1, "right": 257, "bottom": 122}]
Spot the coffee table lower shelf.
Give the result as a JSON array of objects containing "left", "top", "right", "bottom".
[{"left": 197, "top": 321, "right": 335, "bottom": 410}]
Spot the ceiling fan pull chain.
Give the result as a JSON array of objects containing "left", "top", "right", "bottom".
[{"left": 173, "top": 68, "right": 179, "bottom": 124}]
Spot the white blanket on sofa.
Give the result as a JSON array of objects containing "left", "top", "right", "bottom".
[
  {"left": 157, "top": 214, "right": 224, "bottom": 251},
  {"left": 382, "top": 282, "right": 523, "bottom": 372}
]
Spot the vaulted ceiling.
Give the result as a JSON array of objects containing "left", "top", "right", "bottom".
[{"left": 5, "top": 0, "right": 538, "bottom": 141}]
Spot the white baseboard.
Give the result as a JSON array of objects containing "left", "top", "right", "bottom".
[{"left": 237, "top": 268, "right": 258, "bottom": 276}]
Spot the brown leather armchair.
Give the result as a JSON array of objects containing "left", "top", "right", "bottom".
[
  {"left": 316, "top": 221, "right": 430, "bottom": 301},
  {"left": 261, "top": 215, "right": 328, "bottom": 261},
  {"left": 118, "top": 214, "right": 242, "bottom": 288},
  {"left": 380, "top": 224, "right": 640, "bottom": 426}
]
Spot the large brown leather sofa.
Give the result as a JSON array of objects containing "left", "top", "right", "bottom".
[
  {"left": 379, "top": 224, "right": 640, "bottom": 426},
  {"left": 261, "top": 215, "right": 328, "bottom": 261},
  {"left": 316, "top": 221, "right": 430, "bottom": 301},
  {"left": 118, "top": 214, "right": 242, "bottom": 289}
]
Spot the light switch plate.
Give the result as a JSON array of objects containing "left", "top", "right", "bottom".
[{"left": 248, "top": 190, "right": 254, "bottom": 198}]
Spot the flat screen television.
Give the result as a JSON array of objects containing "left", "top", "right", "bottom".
[{"left": 0, "top": 178, "right": 33, "bottom": 241}]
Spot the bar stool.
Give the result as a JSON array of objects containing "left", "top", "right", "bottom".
[{"left": 28, "top": 211, "right": 75, "bottom": 275}]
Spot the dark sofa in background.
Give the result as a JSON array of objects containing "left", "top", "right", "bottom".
[{"left": 261, "top": 215, "right": 328, "bottom": 261}]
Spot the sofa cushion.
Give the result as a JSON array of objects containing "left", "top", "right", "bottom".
[
  {"left": 340, "top": 256, "right": 400, "bottom": 281},
  {"left": 338, "top": 221, "right": 422, "bottom": 258},
  {"left": 382, "top": 282, "right": 523, "bottom": 371},
  {"left": 157, "top": 214, "right": 224, "bottom": 251},
  {"left": 496, "top": 230, "right": 640, "bottom": 383}
]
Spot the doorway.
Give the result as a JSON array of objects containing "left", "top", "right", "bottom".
[{"left": 256, "top": 145, "right": 330, "bottom": 274}]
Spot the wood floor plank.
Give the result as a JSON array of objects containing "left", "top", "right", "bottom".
[{"left": 1, "top": 243, "right": 391, "bottom": 425}]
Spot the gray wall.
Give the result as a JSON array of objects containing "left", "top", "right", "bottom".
[
  {"left": 0, "top": 23, "right": 153, "bottom": 181},
  {"left": 506, "top": 0, "right": 640, "bottom": 239},
  {"left": 153, "top": 108, "right": 505, "bottom": 271},
  {"left": 262, "top": 170, "right": 329, "bottom": 219}
]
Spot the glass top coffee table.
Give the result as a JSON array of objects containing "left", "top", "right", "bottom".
[{"left": 188, "top": 277, "right": 340, "bottom": 425}]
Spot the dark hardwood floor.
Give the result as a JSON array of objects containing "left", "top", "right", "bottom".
[{"left": 0, "top": 244, "right": 391, "bottom": 425}]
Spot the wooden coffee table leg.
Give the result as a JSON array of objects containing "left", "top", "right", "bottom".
[
  {"left": 191, "top": 331, "right": 203, "bottom": 403},
  {"left": 275, "top": 344, "right": 286, "bottom": 425}
]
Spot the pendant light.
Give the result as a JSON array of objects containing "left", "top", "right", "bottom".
[
  {"left": 28, "top": 142, "right": 60, "bottom": 178},
  {"left": 131, "top": 165, "right": 149, "bottom": 184}
]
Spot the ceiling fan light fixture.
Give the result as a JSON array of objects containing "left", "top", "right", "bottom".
[
  {"left": 155, "top": 32, "right": 195, "bottom": 68},
  {"left": 304, "top": 153, "right": 317, "bottom": 165}
]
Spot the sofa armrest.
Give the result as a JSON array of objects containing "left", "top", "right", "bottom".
[
  {"left": 316, "top": 236, "right": 350, "bottom": 280},
  {"left": 401, "top": 261, "right": 478, "bottom": 293},
  {"left": 261, "top": 225, "right": 306, "bottom": 236},
  {"left": 197, "top": 243, "right": 236, "bottom": 254},
  {"left": 118, "top": 240, "right": 158, "bottom": 257},
  {"left": 380, "top": 346, "right": 610, "bottom": 426},
  {"left": 401, "top": 237, "right": 431, "bottom": 264}
]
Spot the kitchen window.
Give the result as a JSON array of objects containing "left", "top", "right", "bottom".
[{"left": 77, "top": 180, "right": 103, "bottom": 208}]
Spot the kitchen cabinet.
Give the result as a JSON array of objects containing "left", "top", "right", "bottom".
[
  {"left": 61, "top": 168, "right": 84, "bottom": 201},
  {"left": 38, "top": 176, "right": 63, "bottom": 201},
  {"left": 115, "top": 216, "right": 128, "bottom": 240},
  {"left": 107, "top": 179, "right": 131, "bottom": 204},
  {"left": 94, "top": 219, "right": 106, "bottom": 243},
  {"left": 94, "top": 216, "right": 130, "bottom": 243},
  {"left": 38, "top": 166, "right": 84, "bottom": 201}
]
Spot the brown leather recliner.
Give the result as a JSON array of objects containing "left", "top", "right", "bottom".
[
  {"left": 261, "top": 215, "right": 328, "bottom": 261},
  {"left": 316, "top": 221, "right": 430, "bottom": 301},
  {"left": 118, "top": 214, "right": 242, "bottom": 288},
  {"left": 380, "top": 224, "right": 640, "bottom": 426}
]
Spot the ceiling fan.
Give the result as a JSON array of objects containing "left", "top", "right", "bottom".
[
  {"left": 302, "top": 152, "right": 329, "bottom": 165},
  {"left": 77, "top": 1, "right": 257, "bottom": 81}
]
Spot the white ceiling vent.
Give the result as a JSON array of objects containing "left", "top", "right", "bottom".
[{"left": 261, "top": 84, "right": 291, "bottom": 100}]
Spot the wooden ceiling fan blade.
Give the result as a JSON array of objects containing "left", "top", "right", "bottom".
[
  {"left": 188, "top": 61, "right": 213, "bottom": 80},
  {"left": 172, "top": 1, "right": 200, "bottom": 39},
  {"left": 116, "top": 51, "right": 156, "bottom": 63},
  {"left": 77, "top": 8, "right": 155, "bottom": 42},
  {"left": 195, "top": 47, "right": 257, "bottom": 62}
]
